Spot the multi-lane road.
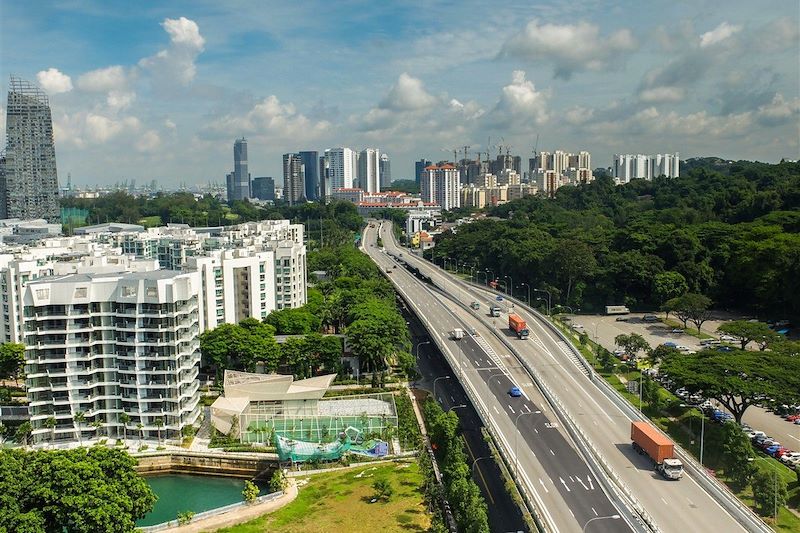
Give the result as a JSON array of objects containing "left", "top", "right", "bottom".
[{"left": 366, "top": 221, "right": 768, "bottom": 533}]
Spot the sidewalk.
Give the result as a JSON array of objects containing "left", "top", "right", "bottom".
[{"left": 165, "top": 479, "right": 298, "bottom": 532}]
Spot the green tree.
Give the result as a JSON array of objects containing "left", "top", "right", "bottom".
[
  {"left": 653, "top": 271, "right": 689, "bottom": 306},
  {"left": 649, "top": 344, "right": 680, "bottom": 365},
  {"left": 371, "top": 478, "right": 394, "bottom": 501},
  {"left": 15, "top": 421, "right": 32, "bottom": 445},
  {"left": 268, "top": 469, "right": 288, "bottom": 493},
  {"left": 44, "top": 416, "right": 57, "bottom": 444},
  {"left": 119, "top": 412, "right": 131, "bottom": 445},
  {"left": 264, "top": 307, "right": 320, "bottom": 335},
  {"left": 73, "top": 411, "right": 86, "bottom": 446},
  {"left": 242, "top": 480, "right": 260, "bottom": 503},
  {"left": 719, "top": 423, "right": 757, "bottom": 488},
  {"left": 550, "top": 240, "right": 597, "bottom": 304},
  {"left": 717, "top": 321, "right": 780, "bottom": 351},
  {"left": 751, "top": 470, "right": 787, "bottom": 518},
  {"left": 641, "top": 374, "right": 662, "bottom": 411},
  {"left": 0, "top": 447, "right": 156, "bottom": 533},
  {"left": 665, "top": 293, "right": 712, "bottom": 332},
  {"left": 661, "top": 350, "right": 800, "bottom": 424},
  {"left": 0, "top": 343, "right": 25, "bottom": 386},
  {"left": 154, "top": 418, "right": 164, "bottom": 444},
  {"left": 614, "top": 333, "right": 650, "bottom": 360}
]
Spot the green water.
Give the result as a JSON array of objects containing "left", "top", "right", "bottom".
[{"left": 138, "top": 474, "right": 253, "bottom": 526}]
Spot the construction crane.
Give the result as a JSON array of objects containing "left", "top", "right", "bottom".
[
  {"left": 531, "top": 133, "right": 540, "bottom": 169},
  {"left": 462, "top": 145, "right": 471, "bottom": 164}
]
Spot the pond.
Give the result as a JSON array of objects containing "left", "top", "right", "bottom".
[{"left": 137, "top": 474, "right": 262, "bottom": 527}]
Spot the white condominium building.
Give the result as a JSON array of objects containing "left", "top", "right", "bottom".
[
  {"left": 358, "top": 148, "right": 381, "bottom": 194},
  {"left": 23, "top": 270, "right": 202, "bottom": 445},
  {"left": 421, "top": 164, "right": 461, "bottom": 211},
  {"left": 613, "top": 153, "right": 680, "bottom": 183},
  {"left": 324, "top": 147, "right": 358, "bottom": 190}
]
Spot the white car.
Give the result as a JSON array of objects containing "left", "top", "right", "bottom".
[
  {"left": 677, "top": 345, "right": 692, "bottom": 352},
  {"left": 572, "top": 324, "right": 584, "bottom": 330},
  {"left": 719, "top": 334, "right": 737, "bottom": 342},
  {"left": 780, "top": 452, "right": 800, "bottom": 465}
]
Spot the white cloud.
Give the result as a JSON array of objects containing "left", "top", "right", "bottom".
[
  {"left": 379, "top": 73, "right": 438, "bottom": 111},
  {"left": 136, "top": 130, "right": 161, "bottom": 153},
  {"left": 85, "top": 114, "right": 140, "bottom": 143},
  {"left": 486, "top": 70, "right": 549, "bottom": 127},
  {"left": 204, "top": 95, "right": 330, "bottom": 140},
  {"left": 139, "top": 17, "right": 205, "bottom": 85},
  {"left": 500, "top": 19, "right": 637, "bottom": 79},
  {"left": 564, "top": 106, "right": 594, "bottom": 125},
  {"left": 699, "top": 22, "right": 741, "bottom": 48},
  {"left": 36, "top": 68, "right": 73, "bottom": 94},
  {"left": 638, "top": 86, "right": 686, "bottom": 103},
  {"left": 756, "top": 93, "right": 800, "bottom": 126},
  {"left": 77, "top": 65, "right": 129, "bottom": 92}
]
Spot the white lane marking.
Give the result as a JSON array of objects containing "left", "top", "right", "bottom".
[
  {"left": 790, "top": 435, "right": 800, "bottom": 443},
  {"left": 587, "top": 476, "right": 594, "bottom": 490},
  {"left": 524, "top": 404, "right": 531, "bottom": 413},
  {"left": 493, "top": 406, "right": 499, "bottom": 414},
  {"left": 661, "top": 497, "right": 668, "bottom": 505},
  {"left": 534, "top": 428, "right": 539, "bottom": 434},
  {"left": 592, "top": 507, "right": 598, "bottom": 516},
  {"left": 508, "top": 405, "right": 516, "bottom": 414},
  {"left": 568, "top": 475, "right": 574, "bottom": 482},
  {"left": 559, "top": 477, "right": 571, "bottom": 492},
  {"left": 550, "top": 449, "right": 556, "bottom": 456},
  {"left": 576, "top": 477, "right": 589, "bottom": 491},
  {"left": 534, "top": 410, "right": 541, "bottom": 414},
  {"left": 450, "top": 395, "right": 455, "bottom": 403},
  {"left": 539, "top": 478, "right": 549, "bottom": 493}
]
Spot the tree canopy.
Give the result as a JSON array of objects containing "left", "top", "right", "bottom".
[
  {"left": 716, "top": 320, "right": 781, "bottom": 350},
  {"left": 0, "top": 447, "right": 156, "bottom": 533},
  {"left": 660, "top": 349, "right": 800, "bottom": 423}
]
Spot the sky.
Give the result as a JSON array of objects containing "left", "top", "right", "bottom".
[{"left": 0, "top": 0, "right": 798, "bottom": 188}]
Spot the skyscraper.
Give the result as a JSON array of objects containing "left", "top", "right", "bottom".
[
  {"left": 420, "top": 164, "right": 460, "bottom": 211},
  {"left": 298, "top": 151, "right": 319, "bottom": 201},
  {"left": 227, "top": 138, "right": 250, "bottom": 203},
  {"left": 0, "top": 77, "right": 60, "bottom": 222},
  {"left": 251, "top": 176, "right": 275, "bottom": 201},
  {"left": 358, "top": 148, "right": 381, "bottom": 193},
  {"left": 283, "top": 153, "right": 305, "bottom": 205},
  {"left": 415, "top": 159, "right": 432, "bottom": 187},
  {"left": 325, "top": 148, "right": 357, "bottom": 190},
  {"left": 379, "top": 153, "right": 391, "bottom": 189}
]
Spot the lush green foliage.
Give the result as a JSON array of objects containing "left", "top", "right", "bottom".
[
  {"left": 613, "top": 333, "right": 650, "bottom": 359},
  {"left": 0, "top": 343, "right": 24, "bottom": 385},
  {"left": 200, "top": 319, "right": 280, "bottom": 378},
  {"left": 717, "top": 320, "right": 781, "bottom": 350},
  {"left": 720, "top": 423, "right": 757, "bottom": 488},
  {"left": 0, "top": 447, "right": 156, "bottom": 533},
  {"left": 660, "top": 349, "right": 800, "bottom": 423},
  {"left": 423, "top": 398, "right": 489, "bottom": 533},
  {"left": 268, "top": 470, "right": 288, "bottom": 494},
  {"left": 242, "top": 480, "right": 260, "bottom": 503},
  {"left": 371, "top": 478, "right": 394, "bottom": 501},
  {"left": 751, "top": 470, "right": 788, "bottom": 516},
  {"left": 430, "top": 160, "right": 800, "bottom": 316}
]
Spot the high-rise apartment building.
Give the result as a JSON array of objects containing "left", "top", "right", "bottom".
[
  {"left": 24, "top": 270, "right": 202, "bottom": 445},
  {"left": 420, "top": 164, "right": 460, "bottom": 211},
  {"left": 298, "top": 151, "right": 319, "bottom": 201},
  {"left": 415, "top": 159, "right": 432, "bottom": 187},
  {"left": 379, "top": 153, "right": 391, "bottom": 189},
  {"left": 0, "top": 77, "right": 60, "bottom": 222},
  {"left": 358, "top": 148, "right": 381, "bottom": 193},
  {"left": 282, "top": 153, "right": 305, "bottom": 205},
  {"left": 325, "top": 148, "right": 357, "bottom": 191},
  {"left": 251, "top": 177, "right": 275, "bottom": 201},
  {"left": 226, "top": 138, "right": 250, "bottom": 203},
  {"left": 613, "top": 153, "right": 680, "bottom": 183}
]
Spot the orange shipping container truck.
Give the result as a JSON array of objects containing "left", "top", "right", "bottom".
[
  {"left": 630, "top": 421, "right": 683, "bottom": 479},
  {"left": 508, "top": 313, "right": 529, "bottom": 339}
]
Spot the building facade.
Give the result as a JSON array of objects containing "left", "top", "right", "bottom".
[
  {"left": 298, "top": 151, "right": 319, "bottom": 201},
  {"left": 0, "top": 77, "right": 60, "bottom": 222},
  {"left": 379, "top": 153, "right": 391, "bottom": 189},
  {"left": 415, "top": 159, "right": 432, "bottom": 187},
  {"left": 325, "top": 148, "right": 357, "bottom": 191},
  {"left": 226, "top": 138, "right": 251, "bottom": 203},
  {"left": 251, "top": 176, "right": 275, "bottom": 201},
  {"left": 23, "top": 270, "right": 202, "bottom": 445},
  {"left": 357, "top": 148, "right": 381, "bottom": 194},
  {"left": 282, "top": 153, "right": 305, "bottom": 205},
  {"left": 421, "top": 164, "right": 460, "bottom": 211},
  {"left": 613, "top": 153, "right": 680, "bottom": 183}
]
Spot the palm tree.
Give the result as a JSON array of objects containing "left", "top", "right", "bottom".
[
  {"left": 136, "top": 422, "right": 143, "bottom": 443},
  {"left": 15, "top": 421, "right": 32, "bottom": 446},
  {"left": 73, "top": 411, "right": 85, "bottom": 446},
  {"left": 91, "top": 420, "right": 102, "bottom": 440},
  {"left": 154, "top": 417, "right": 164, "bottom": 445},
  {"left": 44, "top": 416, "right": 57, "bottom": 445},
  {"left": 119, "top": 413, "right": 130, "bottom": 445}
]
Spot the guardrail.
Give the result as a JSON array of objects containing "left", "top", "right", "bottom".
[{"left": 459, "top": 280, "right": 773, "bottom": 533}]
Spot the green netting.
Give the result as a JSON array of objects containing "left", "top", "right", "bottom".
[
  {"left": 242, "top": 415, "right": 393, "bottom": 444},
  {"left": 274, "top": 427, "right": 390, "bottom": 462}
]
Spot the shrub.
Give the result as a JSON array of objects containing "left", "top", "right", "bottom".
[
  {"left": 177, "top": 510, "right": 195, "bottom": 525},
  {"left": 371, "top": 478, "right": 394, "bottom": 501},
  {"left": 242, "top": 480, "right": 260, "bottom": 503},
  {"left": 268, "top": 469, "right": 288, "bottom": 493}
]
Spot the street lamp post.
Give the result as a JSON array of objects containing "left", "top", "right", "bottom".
[
  {"left": 519, "top": 282, "right": 531, "bottom": 305},
  {"left": 469, "top": 265, "right": 476, "bottom": 282},
  {"left": 681, "top": 403, "right": 706, "bottom": 466},
  {"left": 486, "top": 269, "right": 495, "bottom": 285},
  {"left": 533, "top": 288, "right": 552, "bottom": 315},
  {"left": 498, "top": 279, "right": 508, "bottom": 293},
  {"left": 447, "top": 404, "right": 467, "bottom": 412},
  {"left": 514, "top": 412, "right": 535, "bottom": 478},
  {"left": 433, "top": 376, "right": 450, "bottom": 401},
  {"left": 471, "top": 456, "right": 489, "bottom": 475},
  {"left": 504, "top": 275, "right": 514, "bottom": 298},
  {"left": 477, "top": 271, "right": 487, "bottom": 284},
  {"left": 414, "top": 340, "right": 431, "bottom": 359},
  {"left": 582, "top": 514, "right": 621, "bottom": 532}
]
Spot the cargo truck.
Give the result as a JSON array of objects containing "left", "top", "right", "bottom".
[
  {"left": 605, "top": 305, "right": 630, "bottom": 315},
  {"left": 489, "top": 305, "right": 501, "bottom": 317},
  {"left": 631, "top": 421, "right": 684, "bottom": 480},
  {"left": 508, "top": 314, "right": 530, "bottom": 340}
]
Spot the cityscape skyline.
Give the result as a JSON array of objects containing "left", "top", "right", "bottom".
[{"left": 0, "top": 1, "right": 798, "bottom": 188}]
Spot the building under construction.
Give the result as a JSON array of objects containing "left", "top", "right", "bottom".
[{"left": 0, "top": 77, "right": 60, "bottom": 222}]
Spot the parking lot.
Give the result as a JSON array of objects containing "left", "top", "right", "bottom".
[{"left": 567, "top": 312, "right": 800, "bottom": 456}]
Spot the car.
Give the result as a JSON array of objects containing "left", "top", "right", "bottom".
[
  {"left": 760, "top": 440, "right": 780, "bottom": 450},
  {"left": 663, "top": 341, "right": 678, "bottom": 348},
  {"left": 615, "top": 317, "right": 628, "bottom": 322},
  {"left": 470, "top": 301, "right": 480, "bottom": 310},
  {"left": 765, "top": 445, "right": 784, "bottom": 457},
  {"left": 385, "top": 268, "right": 392, "bottom": 273},
  {"left": 572, "top": 324, "right": 584, "bottom": 330},
  {"left": 780, "top": 452, "right": 800, "bottom": 464},
  {"left": 795, "top": 419, "right": 800, "bottom": 425},
  {"left": 676, "top": 345, "right": 692, "bottom": 352},
  {"left": 643, "top": 315, "right": 659, "bottom": 322},
  {"left": 716, "top": 345, "right": 735, "bottom": 352},
  {"left": 719, "top": 334, "right": 738, "bottom": 342},
  {"left": 785, "top": 414, "right": 800, "bottom": 422},
  {"left": 671, "top": 328, "right": 684, "bottom": 334},
  {"left": 509, "top": 386, "right": 522, "bottom": 397},
  {"left": 748, "top": 430, "right": 766, "bottom": 440}
]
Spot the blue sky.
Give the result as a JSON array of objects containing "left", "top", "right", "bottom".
[{"left": 1, "top": 0, "right": 798, "bottom": 187}]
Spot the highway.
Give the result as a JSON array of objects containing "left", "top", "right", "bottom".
[
  {"left": 363, "top": 222, "right": 637, "bottom": 533},
  {"left": 372, "top": 221, "right": 769, "bottom": 533}
]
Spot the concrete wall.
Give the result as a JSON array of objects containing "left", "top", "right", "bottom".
[{"left": 135, "top": 451, "right": 278, "bottom": 479}]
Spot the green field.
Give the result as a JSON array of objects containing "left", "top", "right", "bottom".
[{"left": 217, "top": 462, "right": 431, "bottom": 533}]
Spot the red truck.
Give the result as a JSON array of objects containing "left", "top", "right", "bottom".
[
  {"left": 508, "top": 313, "right": 529, "bottom": 339},
  {"left": 631, "top": 421, "right": 684, "bottom": 479}
]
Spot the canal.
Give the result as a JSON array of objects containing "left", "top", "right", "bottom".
[{"left": 138, "top": 474, "right": 264, "bottom": 527}]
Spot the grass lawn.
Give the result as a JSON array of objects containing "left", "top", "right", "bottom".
[
  {"left": 218, "top": 462, "right": 431, "bottom": 533},
  {"left": 138, "top": 215, "right": 162, "bottom": 227}
]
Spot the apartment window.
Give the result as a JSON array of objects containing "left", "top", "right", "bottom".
[
  {"left": 121, "top": 286, "right": 137, "bottom": 298},
  {"left": 146, "top": 287, "right": 157, "bottom": 297},
  {"left": 74, "top": 287, "right": 87, "bottom": 298},
  {"left": 35, "top": 289, "right": 49, "bottom": 299}
]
